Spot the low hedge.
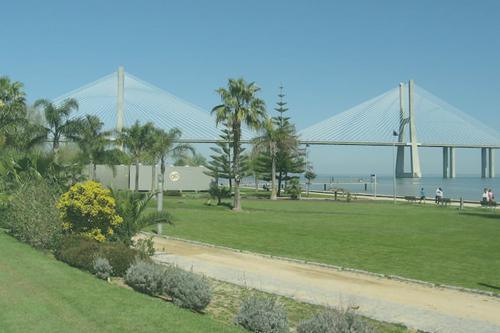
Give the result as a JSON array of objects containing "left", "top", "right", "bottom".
[{"left": 55, "top": 235, "right": 141, "bottom": 277}]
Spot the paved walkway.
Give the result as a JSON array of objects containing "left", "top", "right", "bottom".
[{"left": 145, "top": 235, "right": 500, "bottom": 333}]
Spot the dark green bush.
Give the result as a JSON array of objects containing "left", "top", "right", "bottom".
[
  {"left": 55, "top": 235, "right": 100, "bottom": 271},
  {"left": 208, "top": 182, "right": 231, "bottom": 205},
  {"left": 125, "top": 260, "right": 167, "bottom": 296},
  {"left": 285, "top": 177, "right": 301, "bottom": 200},
  {"left": 99, "top": 242, "right": 141, "bottom": 276},
  {"left": 234, "top": 295, "right": 288, "bottom": 333},
  {"left": 4, "top": 180, "right": 62, "bottom": 250},
  {"left": 297, "top": 307, "right": 376, "bottom": 333},
  {"left": 55, "top": 235, "right": 141, "bottom": 277},
  {"left": 164, "top": 266, "right": 212, "bottom": 312}
]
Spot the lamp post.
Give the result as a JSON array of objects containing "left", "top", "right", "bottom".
[{"left": 392, "top": 130, "right": 399, "bottom": 203}]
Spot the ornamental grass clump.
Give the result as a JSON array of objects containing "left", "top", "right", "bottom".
[
  {"left": 163, "top": 266, "right": 212, "bottom": 312},
  {"left": 57, "top": 181, "right": 123, "bottom": 242},
  {"left": 125, "top": 260, "right": 167, "bottom": 296},
  {"left": 297, "top": 306, "right": 376, "bottom": 333},
  {"left": 234, "top": 295, "right": 288, "bottom": 333},
  {"left": 93, "top": 257, "right": 113, "bottom": 280}
]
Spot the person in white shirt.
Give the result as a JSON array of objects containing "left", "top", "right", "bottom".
[
  {"left": 482, "top": 188, "right": 488, "bottom": 205},
  {"left": 435, "top": 187, "right": 443, "bottom": 204}
]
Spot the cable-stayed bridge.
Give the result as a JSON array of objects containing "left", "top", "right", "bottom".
[{"left": 53, "top": 67, "right": 500, "bottom": 178}]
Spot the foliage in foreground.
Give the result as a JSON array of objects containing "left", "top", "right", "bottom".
[
  {"left": 57, "top": 181, "right": 123, "bottom": 242},
  {"left": 297, "top": 306, "right": 376, "bottom": 333},
  {"left": 125, "top": 260, "right": 212, "bottom": 312},
  {"left": 4, "top": 179, "right": 62, "bottom": 250},
  {"left": 234, "top": 295, "right": 289, "bottom": 333},
  {"left": 125, "top": 260, "right": 167, "bottom": 296},
  {"left": 55, "top": 235, "right": 140, "bottom": 277},
  {"left": 93, "top": 257, "right": 113, "bottom": 280},
  {"left": 112, "top": 190, "right": 173, "bottom": 244},
  {"left": 164, "top": 265, "right": 213, "bottom": 312}
]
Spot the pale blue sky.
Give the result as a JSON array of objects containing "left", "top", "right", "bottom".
[{"left": 2, "top": 0, "right": 500, "bottom": 175}]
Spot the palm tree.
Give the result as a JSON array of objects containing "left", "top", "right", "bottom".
[
  {"left": 32, "top": 98, "right": 79, "bottom": 152},
  {"left": 149, "top": 128, "right": 193, "bottom": 206},
  {"left": 112, "top": 190, "right": 173, "bottom": 244},
  {"left": 212, "top": 78, "right": 266, "bottom": 211},
  {"left": 117, "top": 121, "right": 155, "bottom": 191},
  {"left": 68, "top": 115, "right": 125, "bottom": 180}
]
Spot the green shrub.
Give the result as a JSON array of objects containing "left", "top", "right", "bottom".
[
  {"left": 125, "top": 260, "right": 167, "bottom": 296},
  {"left": 134, "top": 237, "right": 155, "bottom": 258},
  {"left": 234, "top": 295, "right": 288, "bottom": 333},
  {"left": 99, "top": 242, "right": 140, "bottom": 277},
  {"left": 55, "top": 235, "right": 140, "bottom": 277},
  {"left": 208, "top": 182, "right": 231, "bottom": 205},
  {"left": 93, "top": 257, "right": 113, "bottom": 280},
  {"left": 4, "top": 180, "right": 62, "bottom": 250},
  {"left": 164, "top": 266, "right": 212, "bottom": 312},
  {"left": 57, "top": 181, "right": 123, "bottom": 242},
  {"left": 285, "top": 177, "right": 301, "bottom": 200},
  {"left": 55, "top": 235, "right": 100, "bottom": 271},
  {"left": 297, "top": 307, "right": 376, "bottom": 333}
]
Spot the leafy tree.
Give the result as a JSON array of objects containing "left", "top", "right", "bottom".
[
  {"left": 212, "top": 78, "right": 266, "bottom": 211},
  {"left": 0, "top": 76, "right": 27, "bottom": 139},
  {"left": 173, "top": 152, "right": 206, "bottom": 167},
  {"left": 117, "top": 121, "right": 155, "bottom": 191},
  {"left": 304, "top": 164, "right": 317, "bottom": 196},
  {"left": 32, "top": 98, "right": 80, "bottom": 152},
  {"left": 112, "top": 190, "right": 173, "bottom": 244},
  {"left": 68, "top": 115, "right": 125, "bottom": 180}
]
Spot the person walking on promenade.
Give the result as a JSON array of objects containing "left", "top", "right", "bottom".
[
  {"left": 419, "top": 187, "right": 426, "bottom": 203},
  {"left": 488, "top": 188, "right": 495, "bottom": 206},
  {"left": 482, "top": 188, "right": 489, "bottom": 205},
  {"left": 435, "top": 187, "right": 443, "bottom": 204}
]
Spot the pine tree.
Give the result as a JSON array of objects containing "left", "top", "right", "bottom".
[
  {"left": 257, "top": 85, "right": 304, "bottom": 196},
  {"left": 205, "top": 126, "right": 249, "bottom": 191}
]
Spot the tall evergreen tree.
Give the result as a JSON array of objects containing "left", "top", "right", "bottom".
[{"left": 257, "top": 85, "right": 304, "bottom": 196}]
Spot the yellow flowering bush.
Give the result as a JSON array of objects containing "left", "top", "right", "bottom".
[{"left": 57, "top": 181, "right": 123, "bottom": 242}]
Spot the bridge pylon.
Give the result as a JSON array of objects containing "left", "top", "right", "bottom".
[{"left": 395, "top": 80, "right": 422, "bottom": 178}]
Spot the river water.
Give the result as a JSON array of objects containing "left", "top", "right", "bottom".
[{"left": 305, "top": 175, "right": 500, "bottom": 201}]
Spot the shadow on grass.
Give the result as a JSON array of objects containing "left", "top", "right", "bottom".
[
  {"left": 477, "top": 282, "right": 500, "bottom": 291},
  {"left": 459, "top": 212, "right": 500, "bottom": 220}
]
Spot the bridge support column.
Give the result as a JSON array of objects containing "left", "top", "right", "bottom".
[
  {"left": 443, "top": 147, "right": 449, "bottom": 178},
  {"left": 449, "top": 147, "right": 456, "bottom": 178},
  {"left": 489, "top": 148, "right": 495, "bottom": 178},
  {"left": 481, "top": 148, "right": 487, "bottom": 178},
  {"left": 116, "top": 66, "right": 125, "bottom": 132}
]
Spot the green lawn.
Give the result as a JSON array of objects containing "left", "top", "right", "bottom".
[
  {"left": 158, "top": 196, "right": 500, "bottom": 293},
  {"left": 0, "top": 232, "right": 242, "bottom": 333}
]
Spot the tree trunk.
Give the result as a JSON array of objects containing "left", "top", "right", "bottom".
[
  {"left": 91, "top": 161, "right": 96, "bottom": 181},
  {"left": 135, "top": 160, "right": 140, "bottom": 192},
  {"left": 277, "top": 171, "right": 283, "bottom": 196},
  {"left": 232, "top": 123, "right": 241, "bottom": 211},
  {"left": 270, "top": 156, "right": 277, "bottom": 200},
  {"left": 158, "top": 157, "right": 165, "bottom": 213},
  {"left": 151, "top": 164, "right": 156, "bottom": 192}
]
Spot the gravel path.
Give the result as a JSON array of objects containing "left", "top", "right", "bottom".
[{"left": 146, "top": 235, "right": 500, "bottom": 333}]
